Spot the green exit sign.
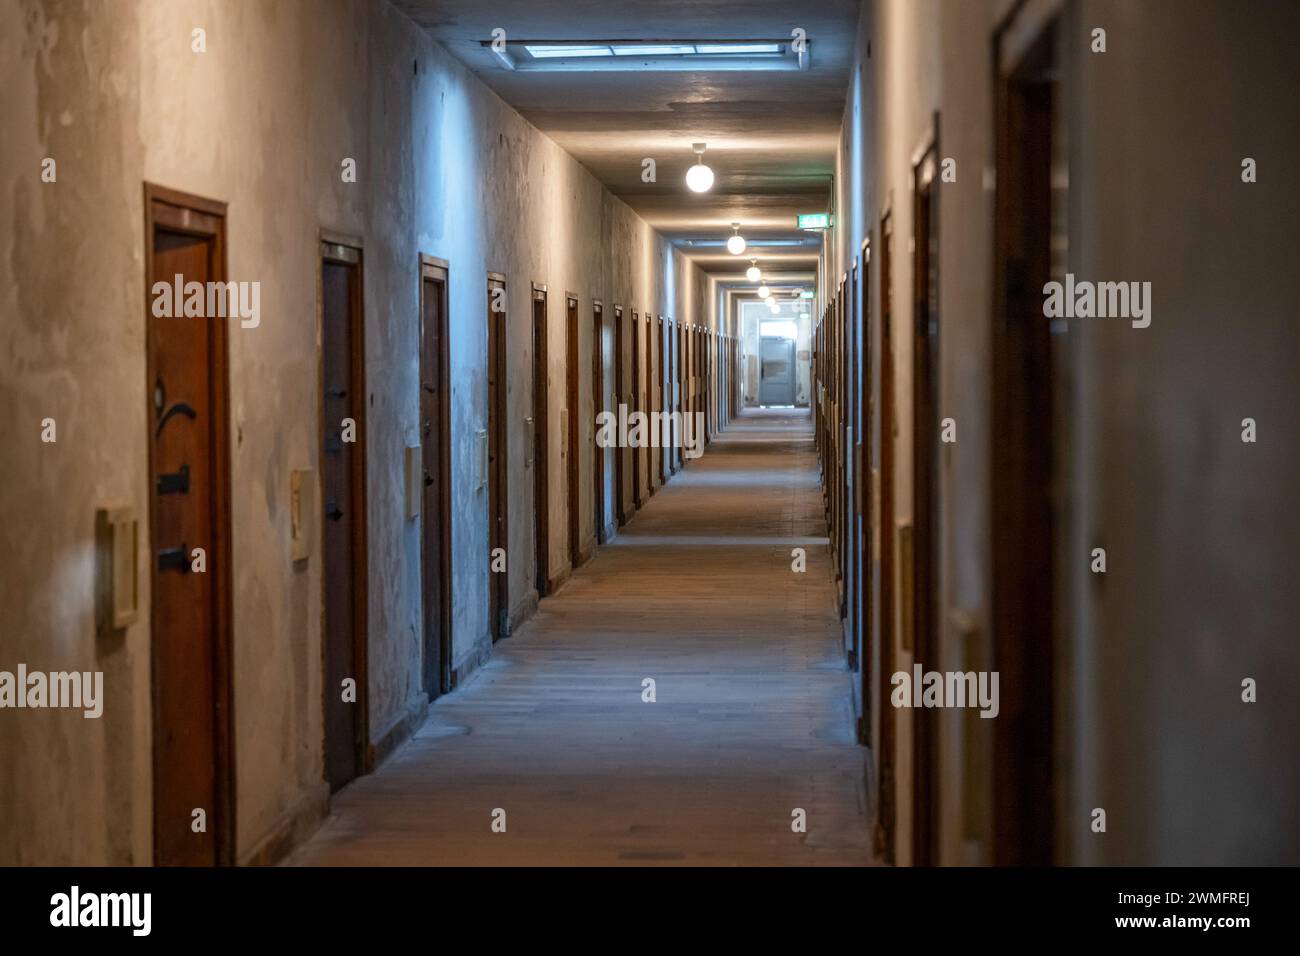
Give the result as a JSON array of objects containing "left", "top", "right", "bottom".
[
  {"left": 797, "top": 213, "right": 831, "bottom": 230},
  {"left": 799, "top": 291, "right": 815, "bottom": 299}
]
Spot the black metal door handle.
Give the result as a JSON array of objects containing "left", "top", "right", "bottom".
[
  {"left": 157, "top": 464, "right": 190, "bottom": 495},
  {"left": 158, "top": 545, "right": 189, "bottom": 573},
  {"left": 326, "top": 501, "right": 344, "bottom": 521},
  {"left": 155, "top": 401, "right": 197, "bottom": 438}
]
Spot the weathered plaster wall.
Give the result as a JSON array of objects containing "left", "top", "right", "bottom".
[
  {"left": 0, "top": 0, "right": 708, "bottom": 864},
  {"left": 832, "top": 0, "right": 1299, "bottom": 865}
]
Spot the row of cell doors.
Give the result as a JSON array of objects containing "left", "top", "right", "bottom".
[
  {"left": 144, "top": 185, "right": 453, "bottom": 864},
  {"left": 488, "top": 288, "right": 734, "bottom": 625},
  {"left": 812, "top": 6, "right": 1062, "bottom": 867},
  {"left": 147, "top": 179, "right": 738, "bottom": 865}
]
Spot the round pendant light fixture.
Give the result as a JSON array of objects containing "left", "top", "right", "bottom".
[
  {"left": 685, "top": 142, "right": 714, "bottom": 193},
  {"left": 726, "top": 222, "right": 747, "bottom": 255},
  {"left": 745, "top": 259, "right": 761, "bottom": 282},
  {"left": 757, "top": 284, "right": 771, "bottom": 299}
]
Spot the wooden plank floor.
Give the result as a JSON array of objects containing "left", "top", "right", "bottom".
[{"left": 288, "top": 407, "right": 875, "bottom": 865}]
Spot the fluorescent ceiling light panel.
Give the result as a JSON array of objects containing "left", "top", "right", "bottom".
[
  {"left": 611, "top": 45, "right": 697, "bottom": 56},
  {"left": 525, "top": 44, "right": 613, "bottom": 58},
  {"left": 694, "top": 43, "right": 782, "bottom": 54},
  {"left": 497, "top": 39, "right": 808, "bottom": 72}
]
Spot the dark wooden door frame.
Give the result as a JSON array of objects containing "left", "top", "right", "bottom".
[
  {"left": 486, "top": 272, "right": 509, "bottom": 641},
  {"left": 318, "top": 233, "right": 371, "bottom": 788},
  {"left": 144, "top": 183, "right": 236, "bottom": 866},
  {"left": 848, "top": 260, "right": 860, "bottom": 673},
  {"left": 858, "top": 237, "right": 873, "bottom": 745},
  {"left": 613, "top": 305, "right": 627, "bottom": 526},
  {"left": 631, "top": 309, "right": 643, "bottom": 509},
  {"left": 992, "top": 1, "right": 1061, "bottom": 866},
  {"left": 592, "top": 301, "right": 606, "bottom": 542},
  {"left": 876, "top": 206, "right": 897, "bottom": 864},
  {"left": 565, "top": 293, "right": 582, "bottom": 567},
  {"left": 645, "top": 311, "right": 656, "bottom": 496},
  {"left": 911, "top": 119, "right": 942, "bottom": 867},
  {"left": 658, "top": 316, "right": 668, "bottom": 482},
  {"left": 531, "top": 282, "right": 550, "bottom": 597},
  {"left": 676, "top": 321, "right": 686, "bottom": 470},
  {"left": 419, "top": 254, "right": 452, "bottom": 699}
]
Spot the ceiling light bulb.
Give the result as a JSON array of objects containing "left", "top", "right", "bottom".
[
  {"left": 685, "top": 142, "right": 714, "bottom": 193},
  {"left": 726, "top": 222, "right": 746, "bottom": 255},
  {"left": 745, "top": 260, "right": 761, "bottom": 282},
  {"left": 758, "top": 284, "right": 770, "bottom": 298}
]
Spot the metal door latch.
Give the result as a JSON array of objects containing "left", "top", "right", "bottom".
[{"left": 157, "top": 545, "right": 189, "bottom": 573}]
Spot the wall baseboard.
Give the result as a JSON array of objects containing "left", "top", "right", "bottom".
[
  {"left": 239, "top": 781, "right": 329, "bottom": 867},
  {"left": 509, "top": 590, "right": 539, "bottom": 635},
  {"left": 451, "top": 636, "right": 492, "bottom": 689},
  {"left": 368, "top": 694, "right": 430, "bottom": 772},
  {"left": 548, "top": 564, "right": 572, "bottom": 595}
]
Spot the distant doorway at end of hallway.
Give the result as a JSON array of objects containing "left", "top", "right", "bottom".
[{"left": 759, "top": 334, "right": 796, "bottom": 407}]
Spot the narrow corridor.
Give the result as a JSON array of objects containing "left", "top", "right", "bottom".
[
  {"left": 5, "top": 0, "right": 1295, "bottom": 878},
  {"left": 290, "top": 409, "right": 873, "bottom": 865}
]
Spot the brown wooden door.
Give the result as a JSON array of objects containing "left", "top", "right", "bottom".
[
  {"left": 592, "top": 304, "right": 606, "bottom": 541},
  {"left": 876, "top": 211, "right": 897, "bottom": 864},
  {"left": 672, "top": 321, "right": 682, "bottom": 472},
  {"left": 658, "top": 317, "right": 667, "bottom": 483},
  {"left": 566, "top": 295, "right": 581, "bottom": 566},
  {"left": 420, "top": 258, "right": 451, "bottom": 699},
  {"left": 146, "top": 186, "right": 234, "bottom": 867},
  {"left": 912, "top": 139, "right": 941, "bottom": 865},
  {"left": 992, "top": 15, "right": 1059, "bottom": 866},
  {"left": 487, "top": 274, "right": 509, "bottom": 640},
  {"left": 850, "top": 265, "right": 863, "bottom": 675},
  {"left": 679, "top": 322, "right": 688, "bottom": 470},
  {"left": 631, "top": 310, "right": 642, "bottom": 508},
  {"left": 532, "top": 286, "right": 550, "bottom": 596},
  {"left": 321, "top": 241, "right": 368, "bottom": 793},
  {"left": 648, "top": 314, "right": 659, "bottom": 491},
  {"left": 858, "top": 243, "right": 873, "bottom": 743},
  {"left": 613, "top": 307, "right": 626, "bottom": 525}
]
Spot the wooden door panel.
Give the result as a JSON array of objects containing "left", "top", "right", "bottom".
[{"left": 146, "top": 186, "right": 233, "bottom": 867}]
